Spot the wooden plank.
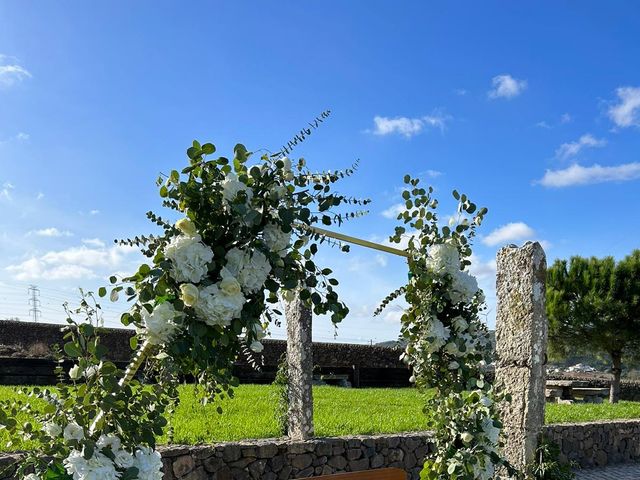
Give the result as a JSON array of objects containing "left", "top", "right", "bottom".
[{"left": 304, "top": 468, "right": 407, "bottom": 480}]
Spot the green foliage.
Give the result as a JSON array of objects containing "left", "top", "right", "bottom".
[
  {"left": 379, "top": 178, "right": 519, "bottom": 479},
  {"left": 271, "top": 354, "right": 290, "bottom": 436},
  {"left": 547, "top": 250, "right": 640, "bottom": 401},
  {"left": 0, "top": 292, "right": 177, "bottom": 478},
  {"left": 527, "top": 438, "right": 576, "bottom": 480}
]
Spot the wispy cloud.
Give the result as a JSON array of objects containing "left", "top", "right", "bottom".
[
  {"left": 381, "top": 203, "right": 405, "bottom": 219},
  {"left": 454, "top": 88, "right": 468, "bottom": 96},
  {"left": 560, "top": 113, "right": 572, "bottom": 124},
  {"left": 538, "top": 162, "right": 640, "bottom": 188},
  {"left": 488, "top": 74, "right": 527, "bottom": 99},
  {"left": 30, "top": 227, "right": 73, "bottom": 237},
  {"left": 0, "top": 182, "right": 14, "bottom": 200},
  {"left": 555, "top": 134, "right": 606, "bottom": 160},
  {"left": 608, "top": 86, "right": 640, "bottom": 128},
  {"left": 535, "top": 113, "right": 572, "bottom": 129},
  {"left": 369, "top": 111, "right": 451, "bottom": 138},
  {"left": 0, "top": 55, "right": 32, "bottom": 88},
  {"left": 482, "top": 222, "right": 535, "bottom": 246},
  {"left": 89, "top": 209, "right": 100, "bottom": 215},
  {"left": 82, "top": 238, "right": 106, "bottom": 248}
]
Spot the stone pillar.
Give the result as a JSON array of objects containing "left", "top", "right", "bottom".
[
  {"left": 495, "top": 242, "right": 548, "bottom": 471},
  {"left": 285, "top": 292, "right": 314, "bottom": 440}
]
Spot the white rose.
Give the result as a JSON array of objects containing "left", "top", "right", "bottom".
[
  {"left": 137, "top": 302, "right": 181, "bottom": 346},
  {"left": 461, "top": 432, "right": 474, "bottom": 443},
  {"left": 68, "top": 365, "right": 82, "bottom": 380},
  {"left": 222, "top": 172, "right": 253, "bottom": 204},
  {"left": 63, "top": 422, "right": 84, "bottom": 442},
  {"left": 114, "top": 449, "right": 135, "bottom": 469},
  {"left": 219, "top": 274, "right": 242, "bottom": 296},
  {"left": 164, "top": 234, "right": 214, "bottom": 283},
  {"left": 250, "top": 341, "right": 264, "bottom": 353},
  {"left": 64, "top": 449, "right": 119, "bottom": 480},
  {"left": 96, "top": 433, "right": 121, "bottom": 452},
  {"left": 43, "top": 422, "right": 62, "bottom": 438},
  {"left": 180, "top": 283, "right": 199, "bottom": 307},
  {"left": 195, "top": 284, "right": 245, "bottom": 327},
  {"left": 262, "top": 223, "right": 291, "bottom": 256},
  {"left": 133, "top": 446, "right": 164, "bottom": 480},
  {"left": 424, "top": 317, "right": 450, "bottom": 353},
  {"left": 176, "top": 218, "right": 197, "bottom": 236}
]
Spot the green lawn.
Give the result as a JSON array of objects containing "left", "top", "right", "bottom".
[{"left": 1, "top": 385, "right": 639, "bottom": 451}]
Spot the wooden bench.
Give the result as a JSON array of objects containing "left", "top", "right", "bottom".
[{"left": 303, "top": 468, "right": 406, "bottom": 480}]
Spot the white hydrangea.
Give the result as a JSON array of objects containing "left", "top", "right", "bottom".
[
  {"left": 63, "top": 422, "right": 84, "bottom": 442},
  {"left": 138, "top": 302, "right": 181, "bottom": 346},
  {"left": 481, "top": 417, "right": 500, "bottom": 445},
  {"left": 64, "top": 449, "right": 119, "bottom": 480},
  {"left": 195, "top": 283, "right": 245, "bottom": 327},
  {"left": 262, "top": 223, "right": 291, "bottom": 256},
  {"left": 222, "top": 172, "right": 253, "bottom": 204},
  {"left": 424, "top": 317, "right": 450, "bottom": 353},
  {"left": 164, "top": 234, "right": 214, "bottom": 283},
  {"left": 449, "top": 270, "right": 479, "bottom": 304},
  {"left": 132, "top": 446, "right": 164, "bottom": 480},
  {"left": 426, "top": 242, "right": 460, "bottom": 277},
  {"left": 224, "top": 248, "right": 271, "bottom": 294}
]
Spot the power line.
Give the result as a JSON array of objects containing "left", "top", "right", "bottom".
[{"left": 28, "top": 284, "right": 41, "bottom": 323}]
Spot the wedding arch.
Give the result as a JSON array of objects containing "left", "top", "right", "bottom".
[{"left": 0, "top": 117, "right": 517, "bottom": 480}]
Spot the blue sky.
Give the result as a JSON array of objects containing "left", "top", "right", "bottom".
[{"left": 1, "top": 2, "right": 640, "bottom": 343}]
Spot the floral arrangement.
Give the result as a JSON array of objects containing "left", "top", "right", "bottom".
[
  {"left": 0, "top": 131, "right": 368, "bottom": 479},
  {"left": 377, "top": 176, "right": 518, "bottom": 480}
]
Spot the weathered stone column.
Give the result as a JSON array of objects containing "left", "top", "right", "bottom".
[
  {"left": 495, "top": 242, "right": 548, "bottom": 472},
  {"left": 285, "top": 292, "right": 314, "bottom": 440}
]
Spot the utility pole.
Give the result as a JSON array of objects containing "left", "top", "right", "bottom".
[{"left": 28, "top": 284, "right": 41, "bottom": 323}]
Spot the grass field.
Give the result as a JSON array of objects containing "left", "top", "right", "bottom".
[{"left": 1, "top": 384, "right": 639, "bottom": 451}]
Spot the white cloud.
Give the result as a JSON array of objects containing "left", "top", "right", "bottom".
[
  {"left": 30, "top": 227, "right": 73, "bottom": 237},
  {"left": 374, "top": 254, "right": 388, "bottom": 268},
  {"left": 488, "top": 74, "right": 527, "bottom": 99},
  {"left": 535, "top": 121, "right": 551, "bottom": 129},
  {"left": 538, "top": 162, "right": 640, "bottom": 188},
  {"left": 454, "top": 88, "right": 468, "bottom": 96},
  {"left": 482, "top": 222, "right": 536, "bottom": 246},
  {"left": 0, "top": 55, "right": 32, "bottom": 88},
  {"left": 370, "top": 111, "right": 451, "bottom": 138},
  {"left": 560, "top": 113, "right": 572, "bottom": 124},
  {"left": 36, "top": 192, "right": 44, "bottom": 200},
  {"left": 381, "top": 203, "right": 405, "bottom": 219},
  {"left": 89, "top": 209, "right": 100, "bottom": 215},
  {"left": 5, "top": 244, "right": 139, "bottom": 281},
  {"left": 0, "top": 181, "right": 14, "bottom": 200},
  {"left": 468, "top": 254, "right": 497, "bottom": 279},
  {"left": 555, "top": 134, "right": 606, "bottom": 160},
  {"left": 82, "top": 238, "right": 106, "bottom": 247},
  {"left": 423, "top": 169, "right": 442, "bottom": 178},
  {"left": 608, "top": 86, "right": 640, "bottom": 128}
]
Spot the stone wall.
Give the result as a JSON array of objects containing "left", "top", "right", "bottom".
[
  {"left": 542, "top": 419, "right": 640, "bottom": 468},
  {"left": 0, "top": 320, "right": 409, "bottom": 387},
  {"left": 0, "top": 433, "right": 434, "bottom": 480}
]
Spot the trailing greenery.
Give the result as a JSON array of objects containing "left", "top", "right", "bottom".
[{"left": 272, "top": 354, "right": 290, "bottom": 436}]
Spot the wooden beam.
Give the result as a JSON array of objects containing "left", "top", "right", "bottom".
[{"left": 305, "top": 225, "right": 410, "bottom": 258}]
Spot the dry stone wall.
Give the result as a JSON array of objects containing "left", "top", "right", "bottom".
[{"left": 0, "top": 433, "right": 434, "bottom": 480}]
